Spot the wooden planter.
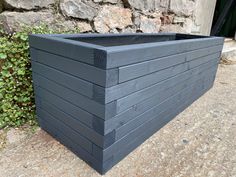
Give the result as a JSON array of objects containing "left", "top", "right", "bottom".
[{"left": 29, "top": 33, "right": 224, "bottom": 174}]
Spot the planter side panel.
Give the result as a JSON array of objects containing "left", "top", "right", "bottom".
[
  {"left": 92, "top": 63, "right": 218, "bottom": 162},
  {"left": 30, "top": 48, "right": 118, "bottom": 87},
  {"left": 115, "top": 56, "right": 220, "bottom": 114},
  {"left": 29, "top": 35, "right": 96, "bottom": 66},
  {"left": 103, "top": 62, "right": 218, "bottom": 134},
  {"left": 107, "top": 73, "right": 215, "bottom": 174},
  {"left": 106, "top": 37, "right": 224, "bottom": 68},
  {"left": 118, "top": 45, "right": 222, "bottom": 83}
]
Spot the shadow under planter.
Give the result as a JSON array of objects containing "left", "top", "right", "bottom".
[{"left": 29, "top": 33, "right": 224, "bottom": 174}]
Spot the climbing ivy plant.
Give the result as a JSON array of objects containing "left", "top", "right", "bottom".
[{"left": 0, "top": 25, "right": 79, "bottom": 128}]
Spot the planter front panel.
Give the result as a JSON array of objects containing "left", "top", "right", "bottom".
[{"left": 29, "top": 33, "right": 224, "bottom": 174}]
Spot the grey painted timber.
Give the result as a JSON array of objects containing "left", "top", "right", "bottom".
[
  {"left": 29, "top": 33, "right": 224, "bottom": 174},
  {"left": 118, "top": 45, "right": 222, "bottom": 82},
  {"left": 116, "top": 58, "right": 219, "bottom": 113},
  {"left": 93, "top": 72, "right": 216, "bottom": 162},
  {"left": 103, "top": 64, "right": 216, "bottom": 134}
]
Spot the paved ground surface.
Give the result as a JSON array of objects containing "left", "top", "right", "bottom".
[{"left": 0, "top": 62, "right": 236, "bottom": 177}]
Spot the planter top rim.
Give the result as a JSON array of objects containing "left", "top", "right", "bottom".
[{"left": 29, "top": 33, "right": 224, "bottom": 52}]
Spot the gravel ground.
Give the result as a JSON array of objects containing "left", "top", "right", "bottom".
[{"left": 0, "top": 63, "right": 236, "bottom": 177}]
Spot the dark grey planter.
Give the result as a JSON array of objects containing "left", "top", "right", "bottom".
[{"left": 29, "top": 33, "right": 224, "bottom": 174}]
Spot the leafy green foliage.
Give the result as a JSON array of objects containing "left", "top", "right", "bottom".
[{"left": 0, "top": 25, "right": 80, "bottom": 128}]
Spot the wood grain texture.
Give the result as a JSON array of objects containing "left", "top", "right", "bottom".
[
  {"left": 38, "top": 118, "right": 109, "bottom": 174},
  {"left": 30, "top": 48, "right": 118, "bottom": 87},
  {"left": 115, "top": 71, "right": 216, "bottom": 140},
  {"left": 36, "top": 100, "right": 115, "bottom": 148},
  {"left": 106, "top": 37, "right": 223, "bottom": 68},
  {"left": 109, "top": 77, "right": 214, "bottom": 171},
  {"left": 37, "top": 108, "right": 93, "bottom": 153},
  {"left": 103, "top": 64, "right": 218, "bottom": 134},
  {"left": 29, "top": 33, "right": 224, "bottom": 175},
  {"left": 29, "top": 35, "right": 100, "bottom": 66},
  {"left": 35, "top": 91, "right": 94, "bottom": 129},
  {"left": 33, "top": 74, "right": 112, "bottom": 119},
  {"left": 116, "top": 58, "right": 219, "bottom": 113},
  {"left": 105, "top": 54, "right": 220, "bottom": 104},
  {"left": 118, "top": 45, "right": 222, "bottom": 82},
  {"left": 31, "top": 61, "right": 94, "bottom": 98},
  {"left": 93, "top": 73, "right": 215, "bottom": 162}
]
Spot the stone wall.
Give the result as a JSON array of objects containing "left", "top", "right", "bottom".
[{"left": 0, "top": 0, "right": 216, "bottom": 35}]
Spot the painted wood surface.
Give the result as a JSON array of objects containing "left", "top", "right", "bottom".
[
  {"left": 31, "top": 48, "right": 118, "bottom": 87},
  {"left": 118, "top": 45, "right": 222, "bottom": 82},
  {"left": 29, "top": 33, "right": 224, "bottom": 175},
  {"left": 94, "top": 73, "right": 215, "bottom": 162}
]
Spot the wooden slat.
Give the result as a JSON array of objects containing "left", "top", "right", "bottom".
[
  {"left": 188, "top": 52, "right": 221, "bottom": 68},
  {"left": 106, "top": 62, "right": 188, "bottom": 104},
  {"left": 29, "top": 34, "right": 99, "bottom": 66},
  {"left": 37, "top": 100, "right": 115, "bottom": 148},
  {"left": 30, "top": 48, "right": 118, "bottom": 87},
  {"left": 185, "top": 45, "right": 223, "bottom": 61},
  {"left": 105, "top": 54, "right": 220, "bottom": 104},
  {"left": 37, "top": 108, "right": 93, "bottom": 153},
  {"left": 38, "top": 118, "right": 108, "bottom": 174},
  {"left": 31, "top": 61, "right": 94, "bottom": 98},
  {"left": 116, "top": 58, "right": 219, "bottom": 113},
  {"left": 93, "top": 73, "right": 215, "bottom": 162},
  {"left": 35, "top": 92, "right": 93, "bottom": 129},
  {"left": 115, "top": 71, "right": 216, "bottom": 140},
  {"left": 118, "top": 45, "right": 222, "bottom": 82},
  {"left": 106, "top": 37, "right": 224, "bottom": 68},
  {"left": 103, "top": 64, "right": 217, "bottom": 134},
  {"left": 33, "top": 74, "right": 114, "bottom": 119}
]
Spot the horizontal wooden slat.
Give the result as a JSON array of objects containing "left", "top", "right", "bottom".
[
  {"left": 189, "top": 52, "right": 221, "bottom": 68},
  {"left": 45, "top": 33, "right": 176, "bottom": 39},
  {"left": 33, "top": 74, "right": 116, "bottom": 119},
  {"left": 38, "top": 118, "right": 108, "bottom": 174},
  {"left": 115, "top": 71, "right": 216, "bottom": 140},
  {"left": 37, "top": 108, "right": 93, "bottom": 153},
  {"left": 30, "top": 48, "right": 118, "bottom": 87},
  {"left": 111, "top": 79, "right": 213, "bottom": 168},
  {"left": 106, "top": 62, "right": 188, "bottom": 104},
  {"left": 32, "top": 61, "right": 94, "bottom": 98},
  {"left": 118, "top": 45, "right": 222, "bottom": 82},
  {"left": 103, "top": 64, "right": 217, "bottom": 134},
  {"left": 93, "top": 73, "right": 215, "bottom": 162},
  {"left": 106, "top": 37, "right": 224, "bottom": 68},
  {"left": 105, "top": 54, "right": 220, "bottom": 104},
  {"left": 35, "top": 92, "right": 93, "bottom": 129},
  {"left": 29, "top": 34, "right": 99, "bottom": 66},
  {"left": 37, "top": 100, "right": 115, "bottom": 148},
  {"left": 116, "top": 58, "right": 219, "bottom": 113}
]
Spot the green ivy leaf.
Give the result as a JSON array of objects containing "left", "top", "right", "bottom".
[
  {"left": 0, "top": 53, "right": 7, "bottom": 59},
  {"left": 0, "top": 24, "right": 80, "bottom": 128},
  {"left": 17, "top": 69, "right": 25, "bottom": 75},
  {"left": 20, "top": 35, "right": 28, "bottom": 41}
]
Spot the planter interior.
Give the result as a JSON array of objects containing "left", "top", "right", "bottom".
[{"left": 66, "top": 34, "right": 207, "bottom": 47}]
